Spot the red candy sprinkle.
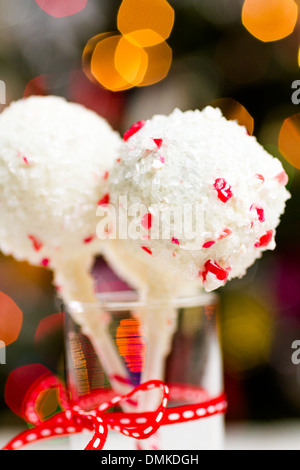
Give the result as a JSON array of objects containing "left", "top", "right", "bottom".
[
  {"left": 28, "top": 235, "right": 43, "bottom": 251},
  {"left": 171, "top": 237, "right": 180, "bottom": 245},
  {"left": 17, "top": 152, "right": 30, "bottom": 165},
  {"left": 103, "top": 171, "right": 109, "bottom": 180},
  {"left": 213, "top": 178, "right": 233, "bottom": 203},
  {"left": 83, "top": 235, "right": 95, "bottom": 244},
  {"left": 255, "top": 206, "right": 265, "bottom": 222},
  {"left": 141, "top": 213, "right": 152, "bottom": 230},
  {"left": 153, "top": 138, "right": 163, "bottom": 149},
  {"left": 255, "top": 174, "right": 265, "bottom": 183},
  {"left": 40, "top": 258, "right": 49, "bottom": 267},
  {"left": 202, "top": 241, "right": 215, "bottom": 249},
  {"left": 202, "top": 260, "right": 230, "bottom": 282},
  {"left": 250, "top": 204, "right": 265, "bottom": 222},
  {"left": 254, "top": 230, "right": 273, "bottom": 248},
  {"left": 98, "top": 193, "right": 110, "bottom": 206},
  {"left": 218, "top": 228, "right": 232, "bottom": 240},
  {"left": 123, "top": 120, "right": 146, "bottom": 141},
  {"left": 141, "top": 246, "right": 152, "bottom": 255},
  {"left": 274, "top": 171, "right": 288, "bottom": 186}
]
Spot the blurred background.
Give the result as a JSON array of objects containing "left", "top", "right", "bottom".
[{"left": 0, "top": 0, "right": 300, "bottom": 443}]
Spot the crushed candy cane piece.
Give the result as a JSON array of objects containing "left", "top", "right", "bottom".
[
  {"left": 123, "top": 121, "right": 146, "bottom": 142},
  {"left": 255, "top": 174, "right": 265, "bottom": 183},
  {"left": 28, "top": 235, "right": 43, "bottom": 251},
  {"left": 83, "top": 235, "right": 95, "bottom": 244},
  {"left": 274, "top": 171, "right": 288, "bottom": 186},
  {"left": 98, "top": 193, "right": 110, "bottom": 206},
  {"left": 41, "top": 258, "right": 49, "bottom": 267},
  {"left": 141, "top": 246, "right": 152, "bottom": 255},
  {"left": 218, "top": 228, "right": 232, "bottom": 240},
  {"left": 254, "top": 230, "right": 273, "bottom": 248},
  {"left": 202, "top": 260, "right": 231, "bottom": 282},
  {"left": 17, "top": 152, "right": 30, "bottom": 165},
  {"left": 202, "top": 241, "right": 215, "bottom": 249},
  {"left": 141, "top": 213, "right": 152, "bottom": 230},
  {"left": 255, "top": 206, "right": 265, "bottom": 222},
  {"left": 213, "top": 178, "right": 233, "bottom": 203},
  {"left": 153, "top": 138, "right": 163, "bottom": 149},
  {"left": 250, "top": 204, "right": 265, "bottom": 222},
  {"left": 171, "top": 237, "right": 179, "bottom": 245}
]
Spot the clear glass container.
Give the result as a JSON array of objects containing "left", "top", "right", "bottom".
[{"left": 64, "top": 291, "right": 225, "bottom": 450}]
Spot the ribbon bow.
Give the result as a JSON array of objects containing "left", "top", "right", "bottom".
[{"left": 2, "top": 374, "right": 227, "bottom": 451}]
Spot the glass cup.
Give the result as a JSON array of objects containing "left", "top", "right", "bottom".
[{"left": 64, "top": 291, "right": 225, "bottom": 450}]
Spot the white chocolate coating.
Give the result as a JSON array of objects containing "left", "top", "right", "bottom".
[
  {"left": 0, "top": 96, "right": 121, "bottom": 269},
  {"left": 108, "top": 107, "right": 291, "bottom": 291}
]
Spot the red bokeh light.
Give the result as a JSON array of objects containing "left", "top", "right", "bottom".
[
  {"left": 4, "top": 364, "right": 53, "bottom": 419},
  {"left": 35, "top": 0, "right": 88, "bottom": 18}
]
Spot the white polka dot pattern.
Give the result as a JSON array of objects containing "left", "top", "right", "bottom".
[{"left": 2, "top": 375, "right": 227, "bottom": 451}]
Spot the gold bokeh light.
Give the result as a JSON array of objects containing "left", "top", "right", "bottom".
[
  {"left": 117, "top": 0, "right": 174, "bottom": 48},
  {"left": 115, "top": 36, "right": 148, "bottom": 84},
  {"left": 91, "top": 34, "right": 145, "bottom": 92},
  {"left": 138, "top": 41, "right": 172, "bottom": 87},
  {"left": 242, "top": 0, "right": 298, "bottom": 42},
  {"left": 278, "top": 114, "right": 300, "bottom": 170},
  {"left": 82, "top": 32, "right": 115, "bottom": 84},
  {"left": 83, "top": 0, "right": 174, "bottom": 91}
]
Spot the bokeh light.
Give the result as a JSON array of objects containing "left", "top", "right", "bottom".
[
  {"left": 85, "top": 33, "right": 172, "bottom": 91},
  {"left": 0, "top": 292, "right": 23, "bottom": 346},
  {"left": 35, "top": 0, "right": 88, "bottom": 18},
  {"left": 23, "top": 75, "right": 48, "bottom": 98},
  {"left": 115, "top": 36, "right": 148, "bottom": 84},
  {"left": 117, "top": 0, "right": 174, "bottom": 48},
  {"left": 68, "top": 69, "right": 125, "bottom": 129},
  {"left": 83, "top": 0, "right": 174, "bottom": 92},
  {"left": 278, "top": 114, "right": 300, "bottom": 170},
  {"left": 91, "top": 34, "right": 148, "bottom": 92},
  {"left": 35, "top": 312, "right": 63, "bottom": 346},
  {"left": 137, "top": 41, "right": 172, "bottom": 87},
  {"left": 209, "top": 98, "right": 254, "bottom": 135},
  {"left": 242, "top": 0, "right": 298, "bottom": 42},
  {"left": 82, "top": 32, "right": 114, "bottom": 84},
  {"left": 4, "top": 364, "right": 54, "bottom": 420},
  {"left": 221, "top": 294, "right": 273, "bottom": 373}
]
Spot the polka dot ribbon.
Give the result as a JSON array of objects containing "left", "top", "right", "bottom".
[{"left": 2, "top": 376, "right": 227, "bottom": 451}]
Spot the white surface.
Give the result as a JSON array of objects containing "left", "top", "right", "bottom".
[
  {"left": 1, "top": 421, "right": 300, "bottom": 450},
  {"left": 225, "top": 421, "right": 300, "bottom": 450}
]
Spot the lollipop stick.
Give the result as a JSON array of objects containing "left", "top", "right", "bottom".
[
  {"left": 139, "top": 302, "right": 177, "bottom": 411},
  {"left": 53, "top": 257, "right": 134, "bottom": 406}
]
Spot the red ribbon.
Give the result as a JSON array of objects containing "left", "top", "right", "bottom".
[{"left": 2, "top": 375, "right": 227, "bottom": 451}]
